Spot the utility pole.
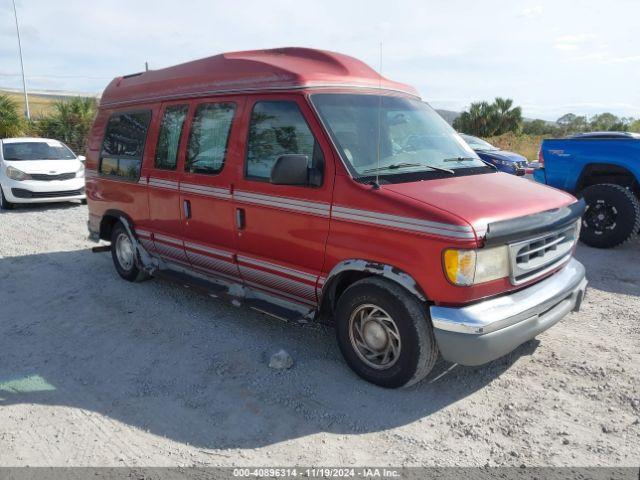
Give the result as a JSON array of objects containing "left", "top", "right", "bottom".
[{"left": 12, "top": 0, "right": 30, "bottom": 120}]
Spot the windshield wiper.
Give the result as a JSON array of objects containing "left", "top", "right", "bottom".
[
  {"left": 362, "top": 162, "right": 421, "bottom": 173},
  {"left": 442, "top": 156, "right": 477, "bottom": 162},
  {"left": 363, "top": 162, "right": 454, "bottom": 175},
  {"left": 443, "top": 156, "right": 497, "bottom": 171}
]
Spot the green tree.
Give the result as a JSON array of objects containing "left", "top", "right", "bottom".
[
  {"left": 628, "top": 119, "right": 640, "bottom": 133},
  {"left": 589, "top": 112, "right": 625, "bottom": 131},
  {"left": 522, "top": 119, "right": 559, "bottom": 135},
  {"left": 0, "top": 94, "right": 24, "bottom": 138},
  {"left": 453, "top": 97, "right": 522, "bottom": 136},
  {"left": 453, "top": 101, "right": 497, "bottom": 137},
  {"left": 492, "top": 97, "right": 523, "bottom": 135},
  {"left": 556, "top": 113, "right": 588, "bottom": 134},
  {"left": 35, "top": 97, "right": 98, "bottom": 153}
]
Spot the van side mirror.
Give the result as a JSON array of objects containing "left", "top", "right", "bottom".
[
  {"left": 77, "top": 155, "right": 86, "bottom": 162},
  {"left": 270, "top": 155, "right": 310, "bottom": 186}
]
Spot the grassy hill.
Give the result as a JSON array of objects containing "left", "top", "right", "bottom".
[{"left": 1, "top": 89, "right": 99, "bottom": 118}]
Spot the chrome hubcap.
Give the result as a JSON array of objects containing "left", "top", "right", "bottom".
[
  {"left": 349, "top": 304, "right": 401, "bottom": 370},
  {"left": 115, "top": 232, "right": 135, "bottom": 271}
]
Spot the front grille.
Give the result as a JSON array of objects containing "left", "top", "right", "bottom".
[
  {"left": 30, "top": 172, "right": 76, "bottom": 181},
  {"left": 508, "top": 222, "right": 578, "bottom": 285},
  {"left": 12, "top": 187, "right": 84, "bottom": 199}
]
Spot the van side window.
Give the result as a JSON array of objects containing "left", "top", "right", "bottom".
[
  {"left": 100, "top": 111, "right": 151, "bottom": 180},
  {"left": 245, "top": 101, "right": 323, "bottom": 182},
  {"left": 185, "top": 103, "right": 236, "bottom": 175},
  {"left": 155, "top": 105, "right": 188, "bottom": 170}
]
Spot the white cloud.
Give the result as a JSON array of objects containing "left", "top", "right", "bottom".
[
  {"left": 553, "top": 33, "right": 598, "bottom": 52},
  {"left": 518, "top": 5, "right": 543, "bottom": 17},
  {"left": 554, "top": 43, "right": 580, "bottom": 51},
  {"left": 555, "top": 34, "right": 596, "bottom": 43}
]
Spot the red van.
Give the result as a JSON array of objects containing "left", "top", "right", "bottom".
[{"left": 86, "top": 48, "right": 587, "bottom": 388}]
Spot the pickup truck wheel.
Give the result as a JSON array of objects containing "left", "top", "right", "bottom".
[
  {"left": 335, "top": 277, "right": 438, "bottom": 388},
  {"left": 580, "top": 183, "right": 640, "bottom": 248},
  {"left": 110, "top": 222, "right": 149, "bottom": 282},
  {"left": 0, "top": 187, "right": 14, "bottom": 210}
]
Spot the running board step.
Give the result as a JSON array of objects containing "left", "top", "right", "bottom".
[
  {"left": 246, "top": 298, "right": 304, "bottom": 323},
  {"left": 154, "top": 269, "right": 227, "bottom": 295},
  {"left": 153, "top": 268, "right": 308, "bottom": 323}
]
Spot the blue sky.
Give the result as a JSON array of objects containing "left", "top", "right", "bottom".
[{"left": 1, "top": 0, "right": 638, "bottom": 121}]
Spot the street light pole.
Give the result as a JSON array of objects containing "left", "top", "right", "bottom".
[{"left": 12, "top": 0, "right": 30, "bottom": 120}]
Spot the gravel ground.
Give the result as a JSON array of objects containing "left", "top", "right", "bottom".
[{"left": 0, "top": 202, "right": 638, "bottom": 467}]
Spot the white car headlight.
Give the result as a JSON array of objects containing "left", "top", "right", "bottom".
[
  {"left": 443, "top": 245, "right": 511, "bottom": 286},
  {"left": 6, "top": 166, "right": 31, "bottom": 181},
  {"left": 76, "top": 163, "right": 85, "bottom": 178}
]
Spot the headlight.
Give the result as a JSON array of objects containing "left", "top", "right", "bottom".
[
  {"left": 76, "top": 163, "right": 85, "bottom": 178},
  {"left": 443, "top": 245, "right": 510, "bottom": 286},
  {"left": 6, "top": 166, "right": 31, "bottom": 181}
]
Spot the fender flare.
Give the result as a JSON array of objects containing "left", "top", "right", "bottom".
[
  {"left": 102, "top": 210, "right": 157, "bottom": 274},
  {"left": 319, "top": 259, "right": 427, "bottom": 314}
]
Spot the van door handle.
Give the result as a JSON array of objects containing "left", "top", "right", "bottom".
[
  {"left": 236, "top": 208, "right": 245, "bottom": 230},
  {"left": 183, "top": 199, "right": 191, "bottom": 219}
]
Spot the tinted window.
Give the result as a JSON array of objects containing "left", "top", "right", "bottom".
[
  {"left": 185, "top": 103, "right": 235, "bottom": 175},
  {"left": 155, "top": 105, "right": 188, "bottom": 170},
  {"left": 245, "top": 101, "right": 322, "bottom": 181},
  {"left": 100, "top": 111, "right": 151, "bottom": 180},
  {"left": 2, "top": 141, "right": 76, "bottom": 161}
]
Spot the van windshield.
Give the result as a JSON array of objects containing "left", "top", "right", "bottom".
[
  {"left": 2, "top": 141, "right": 76, "bottom": 161},
  {"left": 311, "top": 94, "right": 488, "bottom": 180}
]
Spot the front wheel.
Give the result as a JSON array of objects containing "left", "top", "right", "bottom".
[
  {"left": 335, "top": 277, "right": 438, "bottom": 388},
  {"left": 580, "top": 183, "right": 640, "bottom": 248},
  {"left": 110, "top": 222, "right": 149, "bottom": 282},
  {"left": 0, "top": 187, "right": 14, "bottom": 210}
]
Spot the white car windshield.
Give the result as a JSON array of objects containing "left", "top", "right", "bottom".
[
  {"left": 2, "top": 142, "right": 76, "bottom": 161},
  {"left": 311, "top": 94, "right": 487, "bottom": 179}
]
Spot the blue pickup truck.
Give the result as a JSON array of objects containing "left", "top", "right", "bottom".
[{"left": 534, "top": 132, "right": 640, "bottom": 248}]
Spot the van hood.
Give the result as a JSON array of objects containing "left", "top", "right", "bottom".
[
  {"left": 382, "top": 172, "right": 577, "bottom": 237},
  {"left": 3, "top": 159, "right": 81, "bottom": 175}
]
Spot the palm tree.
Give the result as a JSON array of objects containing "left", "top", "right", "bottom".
[
  {"left": 454, "top": 97, "right": 523, "bottom": 137},
  {"left": 493, "top": 97, "right": 523, "bottom": 135},
  {"left": 454, "top": 101, "right": 499, "bottom": 137},
  {"left": 0, "top": 94, "right": 24, "bottom": 138},
  {"left": 36, "top": 97, "right": 97, "bottom": 153}
]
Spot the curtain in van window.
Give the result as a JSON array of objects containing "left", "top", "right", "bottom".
[
  {"left": 155, "top": 105, "right": 188, "bottom": 170},
  {"left": 185, "top": 103, "right": 236, "bottom": 175}
]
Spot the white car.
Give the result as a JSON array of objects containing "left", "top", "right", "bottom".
[{"left": 0, "top": 137, "right": 86, "bottom": 209}]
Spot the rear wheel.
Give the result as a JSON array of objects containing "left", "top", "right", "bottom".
[
  {"left": 0, "top": 187, "right": 14, "bottom": 210},
  {"left": 110, "top": 222, "right": 149, "bottom": 282},
  {"left": 335, "top": 277, "right": 438, "bottom": 388},
  {"left": 580, "top": 183, "right": 640, "bottom": 248}
]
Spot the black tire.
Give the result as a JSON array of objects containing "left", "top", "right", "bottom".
[
  {"left": 335, "top": 277, "right": 438, "bottom": 388},
  {"left": 0, "top": 187, "right": 14, "bottom": 210},
  {"left": 110, "top": 222, "right": 149, "bottom": 282},
  {"left": 580, "top": 183, "right": 640, "bottom": 248}
]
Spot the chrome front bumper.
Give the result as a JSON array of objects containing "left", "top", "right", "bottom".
[{"left": 430, "top": 258, "right": 587, "bottom": 366}]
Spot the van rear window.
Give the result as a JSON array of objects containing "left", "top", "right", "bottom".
[{"left": 100, "top": 111, "right": 151, "bottom": 180}]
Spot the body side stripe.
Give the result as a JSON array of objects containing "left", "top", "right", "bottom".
[
  {"left": 237, "top": 255, "right": 317, "bottom": 282},
  {"left": 332, "top": 205, "right": 473, "bottom": 232},
  {"left": 184, "top": 241, "right": 234, "bottom": 259},
  {"left": 331, "top": 210, "right": 476, "bottom": 239}
]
